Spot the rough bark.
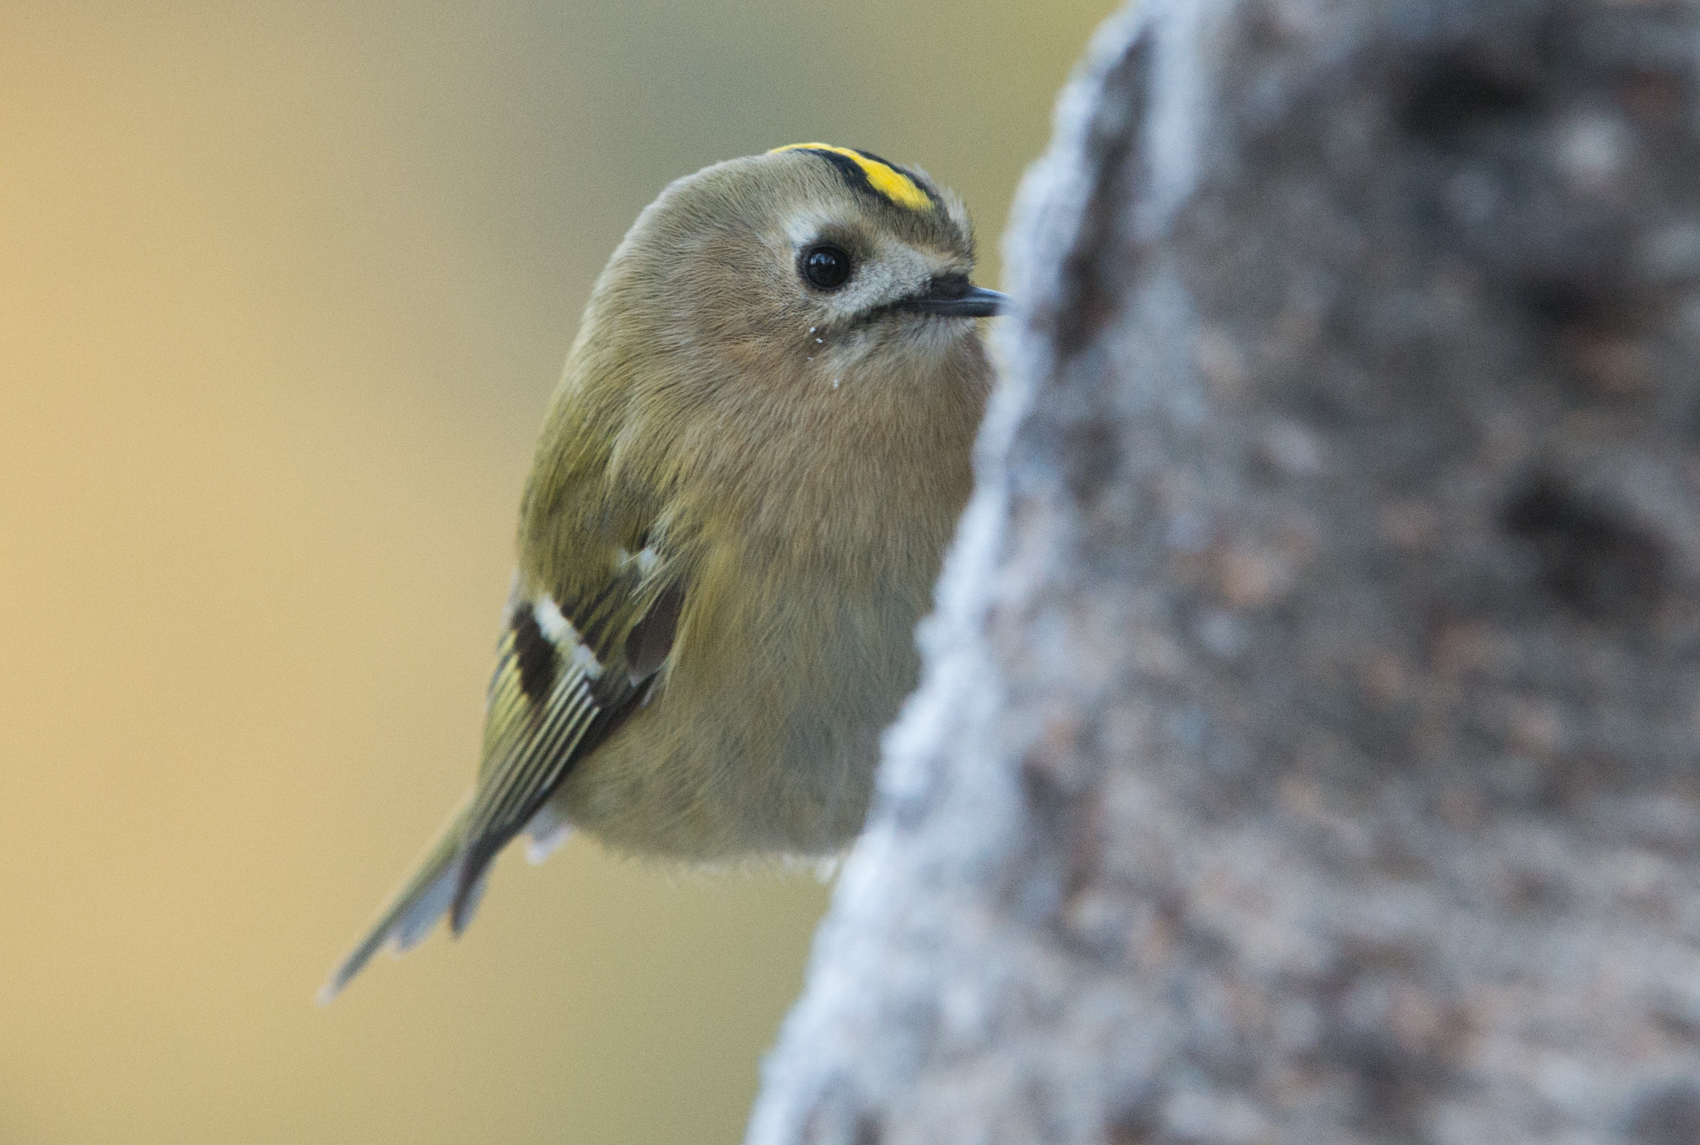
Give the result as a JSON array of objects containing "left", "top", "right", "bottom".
[{"left": 746, "top": 0, "right": 1700, "bottom": 1142}]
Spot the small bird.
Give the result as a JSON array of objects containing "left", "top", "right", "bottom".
[{"left": 320, "top": 144, "right": 1004, "bottom": 1000}]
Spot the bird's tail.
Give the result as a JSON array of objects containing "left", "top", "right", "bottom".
[{"left": 317, "top": 791, "right": 486, "bottom": 1004}]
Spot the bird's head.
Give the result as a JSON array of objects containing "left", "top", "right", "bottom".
[{"left": 585, "top": 143, "right": 1004, "bottom": 397}]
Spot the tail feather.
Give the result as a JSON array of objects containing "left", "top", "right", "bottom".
[{"left": 317, "top": 794, "right": 474, "bottom": 1004}]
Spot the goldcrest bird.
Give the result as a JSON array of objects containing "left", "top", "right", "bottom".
[{"left": 320, "top": 144, "right": 1004, "bottom": 1001}]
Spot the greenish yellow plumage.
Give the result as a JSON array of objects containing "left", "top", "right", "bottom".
[{"left": 321, "top": 145, "right": 1001, "bottom": 1000}]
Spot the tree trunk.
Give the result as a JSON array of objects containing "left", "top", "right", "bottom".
[{"left": 747, "top": 0, "right": 1700, "bottom": 1141}]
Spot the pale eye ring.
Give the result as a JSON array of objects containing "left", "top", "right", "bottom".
[{"left": 800, "top": 244, "right": 853, "bottom": 290}]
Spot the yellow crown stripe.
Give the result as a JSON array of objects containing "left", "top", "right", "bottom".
[{"left": 770, "top": 143, "right": 934, "bottom": 212}]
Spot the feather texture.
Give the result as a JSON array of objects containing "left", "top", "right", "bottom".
[
  {"left": 321, "top": 144, "right": 994, "bottom": 999},
  {"left": 320, "top": 565, "right": 681, "bottom": 1000}
]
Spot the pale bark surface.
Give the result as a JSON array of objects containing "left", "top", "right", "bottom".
[{"left": 747, "top": 1, "right": 1700, "bottom": 1142}]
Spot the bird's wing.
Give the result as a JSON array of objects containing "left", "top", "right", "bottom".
[
  {"left": 450, "top": 568, "right": 683, "bottom": 929},
  {"left": 319, "top": 545, "right": 683, "bottom": 1002}
]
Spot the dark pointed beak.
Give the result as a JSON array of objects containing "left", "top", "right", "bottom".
[{"left": 905, "top": 276, "right": 1008, "bottom": 318}]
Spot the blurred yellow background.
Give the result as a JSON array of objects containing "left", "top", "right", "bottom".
[{"left": 0, "top": 3, "right": 1113, "bottom": 1142}]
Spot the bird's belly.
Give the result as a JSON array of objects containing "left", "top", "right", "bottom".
[{"left": 552, "top": 566, "right": 927, "bottom": 861}]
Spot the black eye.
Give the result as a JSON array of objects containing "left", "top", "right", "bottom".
[{"left": 801, "top": 244, "right": 852, "bottom": 290}]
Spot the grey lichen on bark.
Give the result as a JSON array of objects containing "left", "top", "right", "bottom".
[{"left": 747, "top": 0, "right": 1700, "bottom": 1142}]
